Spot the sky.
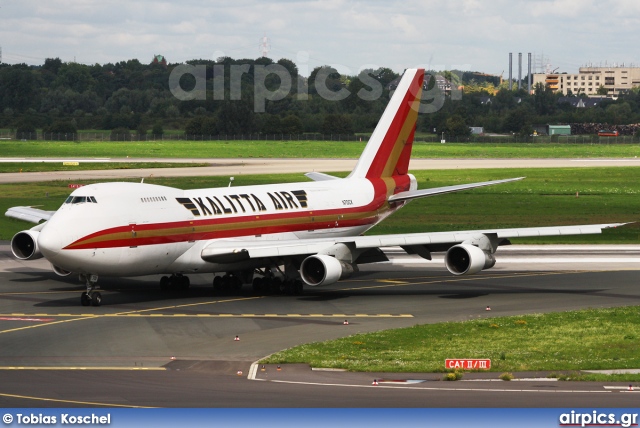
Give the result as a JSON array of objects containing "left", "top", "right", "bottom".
[{"left": 1, "top": 0, "right": 639, "bottom": 77}]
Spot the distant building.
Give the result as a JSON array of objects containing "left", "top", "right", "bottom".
[
  {"left": 152, "top": 54, "right": 167, "bottom": 68},
  {"left": 532, "top": 124, "right": 572, "bottom": 136},
  {"left": 533, "top": 66, "right": 640, "bottom": 96},
  {"left": 388, "top": 74, "right": 452, "bottom": 94},
  {"left": 558, "top": 97, "right": 605, "bottom": 108}
]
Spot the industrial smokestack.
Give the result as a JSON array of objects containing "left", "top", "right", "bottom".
[
  {"left": 528, "top": 53, "right": 532, "bottom": 93},
  {"left": 509, "top": 53, "right": 514, "bottom": 90},
  {"left": 518, "top": 53, "right": 522, "bottom": 90}
]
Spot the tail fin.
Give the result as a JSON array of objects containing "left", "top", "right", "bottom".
[{"left": 348, "top": 68, "right": 424, "bottom": 179}]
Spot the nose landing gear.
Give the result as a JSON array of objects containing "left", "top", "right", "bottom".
[{"left": 79, "top": 274, "right": 102, "bottom": 307}]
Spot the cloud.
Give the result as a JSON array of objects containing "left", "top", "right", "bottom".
[{"left": 1, "top": 0, "right": 638, "bottom": 76}]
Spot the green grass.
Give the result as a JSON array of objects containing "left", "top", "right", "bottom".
[
  {"left": 261, "top": 306, "right": 640, "bottom": 376},
  {"left": 1, "top": 140, "right": 640, "bottom": 159},
  {"left": 0, "top": 162, "right": 209, "bottom": 173},
  {"left": 1, "top": 167, "right": 638, "bottom": 242}
]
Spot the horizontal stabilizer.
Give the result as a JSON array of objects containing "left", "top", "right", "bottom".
[
  {"left": 388, "top": 177, "right": 525, "bottom": 203},
  {"left": 304, "top": 172, "right": 341, "bottom": 182}
]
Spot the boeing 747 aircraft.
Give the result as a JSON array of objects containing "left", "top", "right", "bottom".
[{"left": 6, "top": 69, "right": 625, "bottom": 306}]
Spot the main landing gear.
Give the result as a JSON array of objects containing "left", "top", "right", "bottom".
[
  {"left": 251, "top": 276, "right": 304, "bottom": 295},
  {"left": 212, "top": 273, "right": 243, "bottom": 294},
  {"left": 80, "top": 274, "right": 102, "bottom": 307},
  {"left": 159, "top": 274, "right": 190, "bottom": 291}
]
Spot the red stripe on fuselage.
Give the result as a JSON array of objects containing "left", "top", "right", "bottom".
[{"left": 64, "top": 179, "right": 393, "bottom": 250}]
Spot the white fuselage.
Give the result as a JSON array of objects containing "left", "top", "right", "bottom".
[{"left": 37, "top": 176, "right": 414, "bottom": 277}]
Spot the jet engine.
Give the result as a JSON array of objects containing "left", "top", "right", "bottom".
[
  {"left": 300, "top": 254, "right": 355, "bottom": 286},
  {"left": 445, "top": 243, "right": 496, "bottom": 276},
  {"left": 10, "top": 230, "right": 43, "bottom": 260},
  {"left": 52, "top": 264, "right": 72, "bottom": 277}
]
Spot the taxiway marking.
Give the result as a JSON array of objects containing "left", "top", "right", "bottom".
[
  {"left": 0, "top": 391, "right": 156, "bottom": 408},
  {"left": 0, "top": 366, "right": 165, "bottom": 370},
  {"left": 337, "top": 270, "right": 582, "bottom": 292},
  {"left": 267, "top": 379, "right": 612, "bottom": 394}
]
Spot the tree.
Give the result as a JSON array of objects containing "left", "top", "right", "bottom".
[
  {"left": 533, "top": 82, "right": 557, "bottom": 115},
  {"left": 321, "top": 114, "right": 353, "bottom": 135},
  {"left": 16, "top": 118, "right": 37, "bottom": 139},
  {"left": 596, "top": 85, "right": 608, "bottom": 96},
  {"left": 42, "top": 58, "right": 63, "bottom": 75},
  {"left": 261, "top": 114, "right": 282, "bottom": 134},
  {"left": 110, "top": 126, "right": 131, "bottom": 141},
  {"left": 445, "top": 114, "right": 471, "bottom": 137},
  {"left": 152, "top": 123, "right": 164, "bottom": 137},
  {"left": 185, "top": 116, "right": 204, "bottom": 136},
  {"left": 280, "top": 115, "right": 303, "bottom": 134},
  {"left": 54, "top": 62, "right": 96, "bottom": 92},
  {"left": 606, "top": 103, "right": 633, "bottom": 125},
  {"left": 503, "top": 106, "right": 533, "bottom": 134}
]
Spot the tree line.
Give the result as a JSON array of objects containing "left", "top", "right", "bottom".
[{"left": 2, "top": 56, "right": 640, "bottom": 140}]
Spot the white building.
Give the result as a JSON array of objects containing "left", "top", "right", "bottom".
[{"left": 533, "top": 66, "right": 640, "bottom": 96}]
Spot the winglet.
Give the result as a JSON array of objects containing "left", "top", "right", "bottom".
[{"left": 348, "top": 68, "right": 424, "bottom": 179}]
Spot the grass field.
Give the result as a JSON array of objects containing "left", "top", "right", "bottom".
[
  {"left": 261, "top": 306, "right": 640, "bottom": 381},
  {"left": 1, "top": 167, "right": 638, "bottom": 242},
  {"left": 2, "top": 140, "right": 640, "bottom": 159}
]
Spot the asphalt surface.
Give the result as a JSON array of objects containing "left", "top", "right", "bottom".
[
  {"left": 1, "top": 242, "right": 639, "bottom": 408},
  {"left": 2, "top": 159, "right": 639, "bottom": 408}
]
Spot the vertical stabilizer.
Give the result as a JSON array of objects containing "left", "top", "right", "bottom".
[{"left": 348, "top": 68, "right": 424, "bottom": 179}]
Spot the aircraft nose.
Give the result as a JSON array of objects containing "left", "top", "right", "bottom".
[{"left": 38, "top": 226, "right": 63, "bottom": 259}]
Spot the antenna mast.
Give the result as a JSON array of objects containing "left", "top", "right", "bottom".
[{"left": 259, "top": 34, "right": 271, "bottom": 58}]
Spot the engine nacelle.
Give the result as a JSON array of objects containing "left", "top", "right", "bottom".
[
  {"left": 11, "top": 230, "right": 43, "bottom": 260},
  {"left": 52, "top": 264, "right": 72, "bottom": 277},
  {"left": 300, "top": 254, "right": 355, "bottom": 287},
  {"left": 445, "top": 244, "right": 496, "bottom": 276}
]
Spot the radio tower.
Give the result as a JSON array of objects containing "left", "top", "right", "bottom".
[{"left": 259, "top": 34, "right": 271, "bottom": 58}]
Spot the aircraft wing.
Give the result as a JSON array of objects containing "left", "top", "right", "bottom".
[
  {"left": 201, "top": 222, "right": 628, "bottom": 263},
  {"left": 5, "top": 206, "right": 55, "bottom": 224},
  {"left": 388, "top": 177, "right": 525, "bottom": 203}
]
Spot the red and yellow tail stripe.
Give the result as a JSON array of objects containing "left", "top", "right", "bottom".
[{"left": 350, "top": 68, "right": 424, "bottom": 182}]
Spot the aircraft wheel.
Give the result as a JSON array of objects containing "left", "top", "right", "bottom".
[
  {"left": 270, "top": 277, "right": 282, "bottom": 294},
  {"left": 233, "top": 276, "right": 243, "bottom": 292},
  {"left": 179, "top": 276, "right": 190, "bottom": 290},
  {"left": 80, "top": 292, "right": 91, "bottom": 306},
  {"left": 252, "top": 277, "right": 262, "bottom": 292},
  {"left": 90, "top": 291, "right": 102, "bottom": 307},
  {"left": 213, "top": 276, "right": 223, "bottom": 292},
  {"left": 160, "top": 276, "right": 170, "bottom": 291}
]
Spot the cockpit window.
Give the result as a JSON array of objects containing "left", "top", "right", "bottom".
[{"left": 64, "top": 196, "right": 98, "bottom": 204}]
